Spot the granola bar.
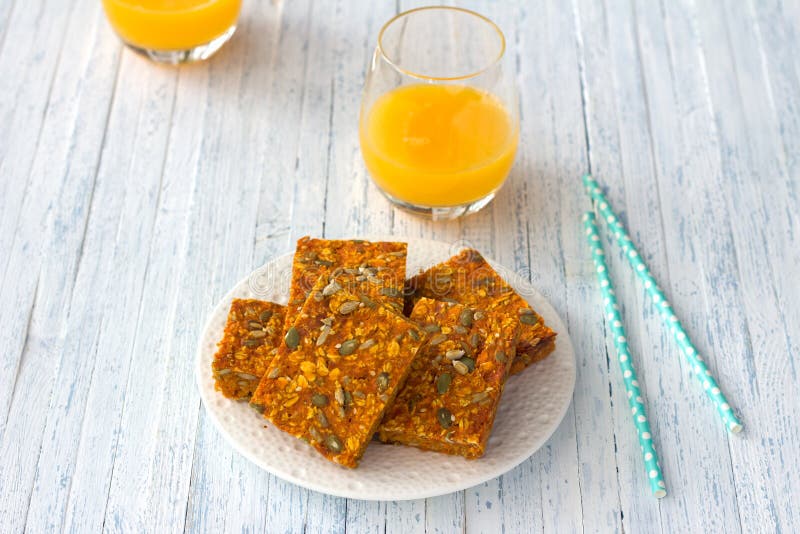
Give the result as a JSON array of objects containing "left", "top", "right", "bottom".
[
  {"left": 378, "top": 297, "right": 520, "bottom": 459},
  {"left": 285, "top": 237, "right": 407, "bottom": 330},
  {"left": 404, "top": 248, "right": 556, "bottom": 375},
  {"left": 211, "top": 299, "right": 286, "bottom": 400},
  {"left": 251, "top": 273, "right": 425, "bottom": 468}
]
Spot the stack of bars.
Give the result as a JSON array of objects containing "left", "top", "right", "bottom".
[{"left": 211, "top": 237, "right": 557, "bottom": 467}]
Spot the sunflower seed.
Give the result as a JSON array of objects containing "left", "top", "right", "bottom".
[
  {"left": 316, "top": 325, "right": 331, "bottom": 346},
  {"left": 495, "top": 350, "right": 507, "bottom": 364},
  {"left": 248, "top": 321, "right": 264, "bottom": 330},
  {"left": 454, "top": 325, "right": 468, "bottom": 335},
  {"left": 249, "top": 330, "right": 267, "bottom": 339},
  {"left": 322, "top": 280, "right": 342, "bottom": 297},
  {"left": 437, "top": 407, "right": 454, "bottom": 429},
  {"left": 344, "top": 268, "right": 360, "bottom": 275},
  {"left": 251, "top": 402, "right": 265, "bottom": 414},
  {"left": 321, "top": 317, "right": 334, "bottom": 326},
  {"left": 325, "top": 435, "right": 343, "bottom": 453},
  {"left": 216, "top": 368, "right": 232, "bottom": 375},
  {"left": 473, "top": 310, "right": 486, "bottom": 320},
  {"left": 408, "top": 329, "right": 420, "bottom": 342},
  {"left": 388, "top": 251, "right": 406, "bottom": 257},
  {"left": 459, "top": 309, "right": 474, "bottom": 327},
  {"left": 237, "top": 372, "right": 258, "bottom": 380},
  {"left": 267, "top": 367, "right": 281, "bottom": 379},
  {"left": 284, "top": 327, "right": 300, "bottom": 349},
  {"left": 338, "top": 301, "right": 360, "bottom": 315},
  {"left": 311, "top": 393, "right": 329, "bottom": 407},
  {"left": 445, "top": 349, "right": 465, "bottom": 360},
  {"left": 243, "top": 339, "right": 262, "bottom": 347},
  {"left": 377, "top": 372, "right": 390, "bottom": 392},
  {"left": 314, "top": 259, "right": 334, "bottom": 267},
  {"left": 471, "top": 391, "right": 489, "bottom": 403},
  {"left": 308, "top": 426, "right": 323, "bottom": 442},
  {"left": 422, "top": 324, "right": 441, "bottom": 334},
  {"left": 380, "top": 287, "right": 401, "bottom": 298},
  {"left": 358, "top": 338, "right": 377, "bottom": 350},
  {"left": 339, "top": 339, "right": 359, "bottom": 356},
  {"left": 429, "top": 334, "right": 447, "bottom": 346},
  {"left": 316, "top": 411, "right": 329, "bottom": 428},
  {"left": 335, "top": 385, "right": 345, "bottom": 405},
  {"left": 452, "top": 360, "right": 469, "bottom": 375},
  {"left": 358, "top": 294, "right": 377, "bottom": 308},
  {"left": 436, "top": 373, "right": 452, "bottom": 394}
]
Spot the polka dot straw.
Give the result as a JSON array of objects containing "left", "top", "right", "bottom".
[
  {"left": 583, "top": 174, "right": 743, "bottom": 434},
  {"left": 584, "top": 211, "right": 667, "bottom": 499}
]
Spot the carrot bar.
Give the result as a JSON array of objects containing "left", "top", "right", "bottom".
[
  {"left": 251, "top": 272, "right": 425, "bottom": 468},
  {"left": 378, "top": 297, "right": 520, "bottom": 459},
  {"left": 211, "top": 299, "right": 286, "bottom": 400},
  {"left": 285, "top": 237, "right": 407, "bottom": 330},
  {"left": 404, "top": 248, "right": 556, "bottom": 375}
]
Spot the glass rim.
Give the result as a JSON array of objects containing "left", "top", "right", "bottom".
[{"left": 377, "top": 6, "right": 506, "bottom": 82}]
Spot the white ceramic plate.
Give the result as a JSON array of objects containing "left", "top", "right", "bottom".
[{"left": 196, "top": 238, "right": 576, "bottom": 500}]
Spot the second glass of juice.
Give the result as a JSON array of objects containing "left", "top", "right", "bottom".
[{"left": 359, "top": 7, "right": 519, "bottom": 219}]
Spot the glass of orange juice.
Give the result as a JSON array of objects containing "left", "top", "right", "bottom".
[
  {"left": 103, "top": 0, "right": 242, "bottom": 64},
  {"left": 359, "top": 7, "right": 519, "bottom": 219}
]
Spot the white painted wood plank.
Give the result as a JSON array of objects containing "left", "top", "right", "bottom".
[{"left": 0, "top": 3, "right": 119, "bottom": 531}]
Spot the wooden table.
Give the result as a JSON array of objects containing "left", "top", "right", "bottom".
[{"left": 2, "top": 0, "right": 798, "bottom": 532}]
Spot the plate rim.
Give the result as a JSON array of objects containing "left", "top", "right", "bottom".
[{"left": 195, "top": 237, "right": 576, "bottom": 500}]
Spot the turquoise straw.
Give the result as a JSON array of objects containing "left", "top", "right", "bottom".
[
  {"left": 583, "top": 175, "right": 743, "bottom": 434},
  {"left": 584, "top": 211, "right": 667, "bottom": 499}
]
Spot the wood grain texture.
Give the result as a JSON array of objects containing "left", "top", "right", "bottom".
[{"left": 0, "top": 0, "right": 798, "bottom": 532}]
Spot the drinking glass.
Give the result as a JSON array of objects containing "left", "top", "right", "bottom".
[
  {"left": 359, "top": 7, "right": 519, "bottom": 220},
  {"left": 103, "top": 0, "right": 242, "bottom": 64}
]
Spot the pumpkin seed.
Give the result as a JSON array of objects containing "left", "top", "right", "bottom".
[
  {"left": 284, "top": 327, "right": 300, "bottom": 350},
  {"left": 452, "top": 360, "right": 469, "bottom": 375},
  {"left": 470, "top": 333, "right": 481, "bottom": 347},
  {"left": 353, "top": 390, "right": 365, "bottom": 399},
  {"left": 344, "top": 390, "right": 353, "bottom": 406},
  {"left": 422, "top": 324, "right": 441, "bottom": 334},
  {"left": 316, "top": 411, "right": 329, "bottom": 428},
  {"left": 519, "top": 312, "right": 538, "bottom": 325},
  {"left": 251, "top": 403, "right": 265, "bottom": 414},
  {"left": 358, "top": 338, "right": 377, "bottom": 350},
  {"left": 311, "top": 393, "right": 329, "bottom": 407},
  {"left": 308, "top": 426, "right": 323, "bottom": 442},
  {"left": 461, "top": 356, "right": 476, "bottom": 372},
  {"left": 358, "top": 294, "right": 376, "bottom": 308},
  {"left": 495, "top": 350, "right": 507, "bottom": 364},
  {"left": 459, "top": 341, "right": 472, "bottom": 355},
  {"left": 267, "top": 367, "right": 281, "bottom": 379},
  {"left": 248, "top": 321, "right": 264, "bottom": 330},
  {"left": 459, "top": 309, "right": 474, "bottom": 327},
  {"left": 249, "top": 330, "right": 267, "bottom": 339},
  {"left": 436, "top": 407, "right": 454, "bottom": 429},
  {"left": 408, "top": 329, "right": 420, "bottom": 342},
  {"left": 453, "top": 325, "right": 468, "bottom": 335},
  {"left": 316, "top": 325, "right": 331, "bottom": 346},
  {"left": 380, "top": 287, "right": 401, "bottom": 298},
  {"left": 377, "top": 372, "right": 390, "bottom": 392},
  {"left": 429, "top": 334, "right": 447, "bottom": 346},
  {"left": 338, "top": 301, "right": 360, "bottom": 315},
  {"left": 473, "top": 310, "right": 486, "bottom": 321},
  {"left": 259, "top": 310, "right": 274, "bottom": 322},
  {"left": 436, "top": 373, "right": 452, "bottom": 394},
  {"left": 445, "top": 349, "right": 465, "bottom": 360},
  {"left": 325, "top": 435, "right": 343, "bottom": 453},
  {"left": 339, "top": 339, "right": 359, "bottom": 356},
  {"left": 322, "top": 280, "right": 342, "bottom": 297},
  {"left": 243, "top": 339, "right": 262, "bottom": 347}
]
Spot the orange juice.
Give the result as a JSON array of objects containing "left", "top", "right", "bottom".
[
  {"left": 103, "top": 0, "right": 242, "bottom": 51},
  {"left": 360, "top": 84, "right": 518, "bottom": 208}
]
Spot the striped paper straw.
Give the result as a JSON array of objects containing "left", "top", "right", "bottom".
[
  {"left": 584, "top": 211, "right": 667, "bottom": 499},
  {"left": 583, "top": 174, "right": 743, "bottom": 434}
]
